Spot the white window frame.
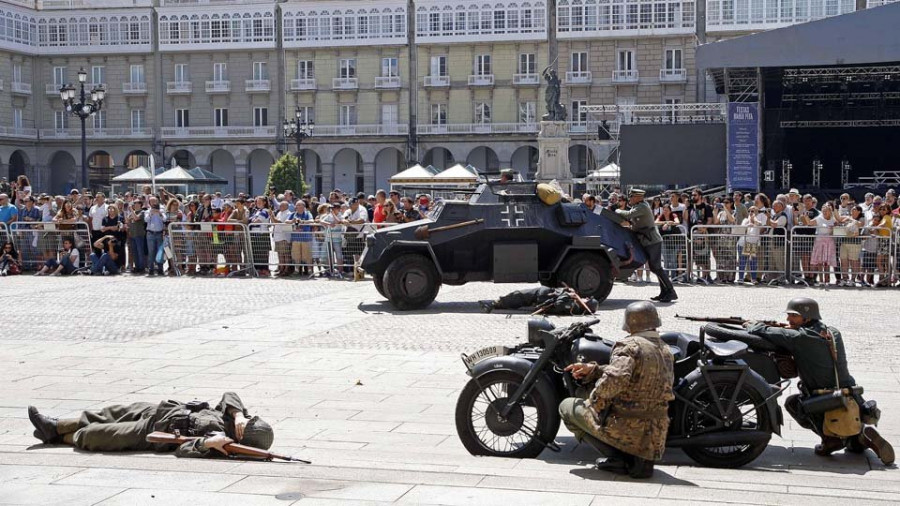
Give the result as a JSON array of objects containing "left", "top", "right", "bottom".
[
  {"left": 571, "top": 52, "right": 588, "bottom": 73},
  {"left": 213, "top": 63, "right": 227, "bottom": 82},
  {"left": 13, "top": 64, "right": 23, "bottom": 83},
  {"left": 296, "top": 106, "right": 315, "bottom": 123},
  {"left": 381, "top": 57, "right": 399, "bottom": 78},
  {"left": 130, "top": 64, "right": 145, "bottom": 84},
  {"left": 91, "top": 110, "right": 106, "bottom": 130},
  {"left": 430, "top": 103, "right": 447, "bottom": 125},
  {"left": 339, "top": 104, "right": 357, "bottom": 126},
  {"left": 13, "top": 109, "right": 24, "bottom": 130},
  {"left": 518, "top": 101, "right": 536, "bottom": 124},
  {"left": 474, "top": 54, "right": 492, "bottom": 76},
  {"left": 54, "top": 110, "right": 69, "bottom": 130},
  {"left": 430, "top": 55, "right": 447, "bottom": 77},
  {"left": 176, "top": 109, "right": 190, "bottom": 128},
  {"left": 252, "top": 62, "right": 268, "bottom": 81},
  {"left": 571, "top": 100, "right": 588, "bottom": 124},
  {"left": 339, "top": 59, "right": 356, "bottom": 79},
  {"left": 518, "top": 53, "right": 536, "bottom": 75},
  {"left": 130, "top": 109, "right": 145, "bottom": 130},
  {"left": 617, "top": 49, "right": 635, "bottom": 71},
  {"left": 664, "top": 48, "right": 683, "bottom": 70},
  {"left": 91, "top": 65, "right": 105, "bottom": 86},
  {"left": 214, "top": 108, "right": 228, "bottom": 127},
  {"left": 474, "top": 102, "right": 491, "bottom": 124},
  {"left": 53, "top": 66, "right": 66, "bottom": 86},
  {"left": 174, "top": 63, "right": 189, "bottom": 83},
  {"left": 297, "top": 60, "right": 314, "bottom": 79},
  {"left": 381, "top": 103, "right": 398, "bottom": 125},
  {"left": 253, "top": 107, "right": 268, "bottom": 127}
]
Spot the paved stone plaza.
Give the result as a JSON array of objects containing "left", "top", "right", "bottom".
[{"left": 0, "top": 277, "right": 898, "bottom": 505}]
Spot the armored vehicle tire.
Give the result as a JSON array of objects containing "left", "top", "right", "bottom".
[
  {"left": 373, "top": 272, "right": 387, "bottom": 299},
  {"left": 558, "top": 252, "right": 614, "bottom": 302},
  {"left": 539, "top": 275, "right": 560, "bottom": 288},
  {"left": 383, "top": 253, "right": 441, "bottom": 310}
]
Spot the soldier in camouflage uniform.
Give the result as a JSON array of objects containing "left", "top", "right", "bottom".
[
  {"left": 612, "top": 189, "right": 677, "bottom": 302},
  {"left": 27, "top": 392, "right": 273, "bottom": 458},
  {"left": 559, "top": 301, "right": 675, "bottom": 478}
]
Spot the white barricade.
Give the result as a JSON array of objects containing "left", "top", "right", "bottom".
[
  {"left": 9, "top": 221, "right": 92, "bottom": 272},
  {"left": 0, "top": 222, "right": 8, "bottom": 248},
  {"left": 658, "top": 224, "right": 689, "bottom": 283},
  {"left": 167, "top": 222, "right": 253, "bottom": 277},
  {"left": 691, "top": 224, "right": 787, "bottom": 284},
  {"left": 790, "top": 225, "right": 892, "bottom": 286}
]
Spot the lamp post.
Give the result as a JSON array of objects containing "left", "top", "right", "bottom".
[
  {"left": 282, "top": 107, "right": 314, "bottom": 191},
  {"left": 60, "top": 68, "right": 105, "bottom": 190}
]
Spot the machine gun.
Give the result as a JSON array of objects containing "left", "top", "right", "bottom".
[
  {"left": 146, "top": 431, "right": 310, "bottom": 463},
  {"left": 675, "top": 315, "right": 787, "bottom": 328}
]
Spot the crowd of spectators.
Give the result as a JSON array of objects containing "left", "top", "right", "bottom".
[
  {"left": 0, "top": 175, "right": 435, "bottom": 277},
  {"left": 579, "top": 186, "right": 900, "bottom": 288}
]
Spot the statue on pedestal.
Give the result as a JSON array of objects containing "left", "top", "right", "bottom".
[{"left": 542, "top": 67, "right": 567, "bottom": 122}]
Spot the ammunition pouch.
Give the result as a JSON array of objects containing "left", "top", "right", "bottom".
[{"left": 166, "top": 409, "right": 193, "bottom": 436}]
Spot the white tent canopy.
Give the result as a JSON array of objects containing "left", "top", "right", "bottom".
[
  {"left": 432, "top": 164, "right": 479, "bottom": 183},
  {"left": 390, "top": 164, "right": 437, "bottom": 182},
  {"left": 586, "top": 163, "right": 620, "bottom": 181}
]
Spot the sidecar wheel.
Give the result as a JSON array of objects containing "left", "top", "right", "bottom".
[
  {"left": 455, "top": 371, "right": 559, "bottom": 459},
  {"left": 677, "top": 373, "right": 772, "bottom": 468}
]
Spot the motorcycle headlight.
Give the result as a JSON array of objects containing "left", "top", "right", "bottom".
[{"left": 527, "top": 317, "right": 555, "bottom": 346}]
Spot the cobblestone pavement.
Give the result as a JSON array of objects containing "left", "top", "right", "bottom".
[{"left": 1, "top": 276, "right": 899, "bottom": 505}]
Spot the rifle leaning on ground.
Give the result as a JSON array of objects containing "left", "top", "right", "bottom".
[
  {"left": 146, "top": 431, "right": 311, "bottom": 463},
  {"left": 675, "top": 315, "right": 787, "bottom": 328}
]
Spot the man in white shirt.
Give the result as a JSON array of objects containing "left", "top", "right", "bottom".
[
  {"left": 212, "top": 192, "right": 224, "bottom": 210},
  {"left": 341, "top": 195, "right": 369, "bottom": 273},
  {"left": 89, "top": 193, "right": 109, "bottom": 255}
]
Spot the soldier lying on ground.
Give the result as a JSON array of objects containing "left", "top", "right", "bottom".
[
  {"left": 479, "top": 286, "right": 599, "bottom": 315},
  {"left": 27, "top": 392, "right": 272, "bottom": 458}
]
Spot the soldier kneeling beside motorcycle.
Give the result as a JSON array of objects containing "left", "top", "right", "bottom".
[
  {"left": 744, "top": 297, "right": 894, "bottom": 465},
  {"left": 559, "top": 301, "right": 674, "bottom": 478}
]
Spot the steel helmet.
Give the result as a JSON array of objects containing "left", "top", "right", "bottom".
[
  {"left": 241, "top": 416, "right": 274, "bottom": 450},
  {"left": 622, "top": 301, "right": 662, "bottom": 333},
  {"left": 785, "top": 297, "right": 821, "bottom": 321}
]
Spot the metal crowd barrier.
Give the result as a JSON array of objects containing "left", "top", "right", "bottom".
[
  {"left": 658, "top": 224, "right": 689, "bottom": 283},
  {"left": 9, "top": 221, "right": 92, "bottom": 271},
  {"left": 690, "top": 224, "right": 788, "bottom": 285},
  {"left": 0, "top": 222, "right": 8, "bottom": 247},
  {"left": 789, "top": 225, "right": 893, "bottom": 286},
  {"left": 167, "top": 222, "right": 253, "bottom": 277}
]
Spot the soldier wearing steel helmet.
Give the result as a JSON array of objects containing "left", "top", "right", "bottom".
[
  {"left": 558, "top": 301, "right": 675, "bottom": 478},
  {"left": 26, "top": 392, "right": 274, "bottom": 458},
  {"left": 746, "top": 297, "right": 894, "bottom": 465}
]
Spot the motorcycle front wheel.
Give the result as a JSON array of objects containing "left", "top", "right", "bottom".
[
  {"left": 677, "top": 373, "right": 772, "bottom": 468},
  {"left": 455, "top": 371, "right": 560, "bottom": 459}
]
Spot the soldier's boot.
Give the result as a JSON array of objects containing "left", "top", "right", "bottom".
[
  {"left": 860, "top": 427, "right": 895, "bottom": 465},
  {"left": 814, "top": 436, "right": 846, "bottom": 457},
  {"left": 626, "top": 457, "right": 655, "bottom": 479},
  {"left": 27, "top": 406, "right": 58, "bottom": 444},
  {"left": 657, "top": 290, "right": 678, "bottom": 303},
  {"left": 594, "top": 456, "right": 628, "bottom": 475}
]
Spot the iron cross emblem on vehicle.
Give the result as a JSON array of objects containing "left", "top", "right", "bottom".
[{"left": 501, "top": 205, "right": 525, "bottom": 227}]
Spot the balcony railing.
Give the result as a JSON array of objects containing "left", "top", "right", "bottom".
[
  {"left": 612, "top": 70, "right": 639, "bottom": 83},
  {"left": 40, "top": 128, "right": 153, "bottom": 139},
  {"left": 513, "top": 73, "right": 540, "bottom": 86},
  {"left": 417, "top": 122, "right": 539, "bottom": 135},
  {"left": 159, "top": 0, "right": 270, "bottom": 5},
  {"left": 159, "top": 126, "right": 277, "bottom": 139},
  {"left": 375, "top": 76, "right": 401, "bottom": 89},
  {"left": 313, "top": 124, "right": 409, "bottom": 136},
  {"left": 123, "top": 82, "right": 148, "bottom": 94},
  {"left": 468, "top": 74, "right": 494, "bottom": 86},
  {"left": 565, "top": 71, "right": 593, "bottom": 85},
  {"left": 167, "top": 81, "right": 192, "bottom": 94},
  {"left": 332, "top": 77, "right": 359, "bottom": 90},
  {"left": 659, "top": 69, "right": 687, "bottom": 83},
  {"left": 205, "top": 80, "right": 230, "bottom": 93},
  {"left": 424, "top": 75, "right": 450, "bottom": 87},
  {"left": 11, "top": 82, "right": 32, "bottom": 95},
  {"left": 290, "top": 78, "right": 316, "bottom": 91},
  {"left": 40, "top": 0, "right": 153, "bottom": 8},
  {"left": 245, "top": 79, "right": 271, "bottom": 93},
  {"left": 0, "top": 126, "right": 37, "bottom": 139}
]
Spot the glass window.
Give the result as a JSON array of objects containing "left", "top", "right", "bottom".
[
  {"left": 665, "top": 48, "right": 683, "bottom": 70},
  {"left": 381, "top": 104, "right": 398, "bottom": 125},
  {"left": 91, "top": 65, "right": 105, "bottom": 85},
  {"left": 174, "top": 64, "right": 189, "bottom": 82},
  {"left": 430, "top": 103, "right": 447, "bottom": 125},
  {"left": 297, "top": 60, "right": 314, "bottom": 79},
  {"left": 213, "top": 63, "right": 227, "bottom": 82},
  {"left": 339, "top": 104, "right": 357, "bottom": 126},
  {"left": 131, "top": 109, "right": 145, "bottom": 130},
  {"left": 519, "top": 53, "right": 535, "bottom": 74},
  {"left": 54, "top": 110, "right": 68, "bottom": 130},
  {"left": 518, "top": 102, "right": 536, "bottom": 124},
  {"left": 571, "top": 100, "right": 588, "bottom": 123},
  {"left": 339, "top": 59, "right": 356, "bottom": 79},
  {"left": 254, "top": 107, "right": 268, "bottom": 127},
  {"left": 176, "top": 109, "right": 189, "bottom": 128},
  {"left": 475, "top": 54, "right": 491, "bottom": 76},
  {"left": 252, "top": 62, "right": 268, "bottom": 81},
  {"left": 130, "top": 64, "right": 145, "bottom": 84},
  {"left": 92, "top": 110, "right": 106, "bottom": 130},
  {"left": 215, "top": 108, "right": 228, "bottom": 127},
  {"left": 571, "top": 52, "right": 588, "bottom": 73},
  {"left": 430, "top": 56, "right": 447, "bottom": 77},
  {"left": 53, "top": 66, "right": 66, "bottom": 86},
  {"left": 297, "top": 106, "right": 315, "bottom": 123},
  {"left": 475, "top": 102, "right": 491, "bottom": 124},
  {"left": 617, "top": 50, "right": 635, "bottom": 71}
]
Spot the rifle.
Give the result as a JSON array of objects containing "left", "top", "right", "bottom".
[
  {"left": 560, "top": 282, "right": 596, "bottom": 315},
  {"left": 145, "top": 431, "right": 310, "bottom": 463},
  {"left": 675, "top": 315, "right": 786, "bottom": 328}
]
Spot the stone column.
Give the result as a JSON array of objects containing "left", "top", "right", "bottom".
[{"left": 536, "top": 121, "right": 572, "bottom": 194}]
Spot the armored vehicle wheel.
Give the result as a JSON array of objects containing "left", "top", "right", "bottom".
[
  {"left": 558, "top": 252, "right": 613, "bottom": 302},
  {"left": 539, "top": 275, "right": 559, "bottom": 288},
  {"left": 373, "top": 272, "right": 387, "bottom": 299},
  {"left": 383, "top": 253, "right": 441, "bottom": 310}
]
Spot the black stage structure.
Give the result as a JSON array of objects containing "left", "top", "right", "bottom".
[{"left": 697, "top": 3, "right": 900, "bottom": 195}]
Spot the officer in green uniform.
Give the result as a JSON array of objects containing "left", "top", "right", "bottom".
[
  {"left": 27, "top": 392, "right": 274, "bottom": 458},
  {"left": 746, "top": 298, "right": 894, "bottom": 465},
  {"left": 613, "top": 189, "right": 677, "bottom": 302},
  {"left": 559, "top": 301, "right": 675, "bottom": 478}
]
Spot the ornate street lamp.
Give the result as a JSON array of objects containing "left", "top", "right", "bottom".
[
  {"left": 60, "top": 68, "right": 105, "bottom": 190},
  {"left": 282, "top": 106, "right": 314, "bottom": 190}
]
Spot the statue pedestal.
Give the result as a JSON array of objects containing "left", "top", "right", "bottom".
[{"left": 536, "top": 121, "right": 573, "bottom": 195}]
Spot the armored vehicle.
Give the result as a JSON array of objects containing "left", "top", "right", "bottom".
[{"left": 359, "top": 182, "right": 648, "bottom": 310}]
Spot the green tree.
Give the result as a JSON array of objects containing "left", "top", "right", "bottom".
[{"left": 266, "top": 153, "right": 306, "bottom": 195}]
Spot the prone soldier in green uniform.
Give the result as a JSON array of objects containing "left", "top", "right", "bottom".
[
  {"left": 558, "top": 301, "right": 675, "bottom": 478},
  {"left": 612, "top": 189, "right": 678, "bottom": 302},
  {"left": 27, "top": 392, "right": 273, "bottom": 458},
  {"left": 746, "top": 298, "right": 894, "bottom": 465}
]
